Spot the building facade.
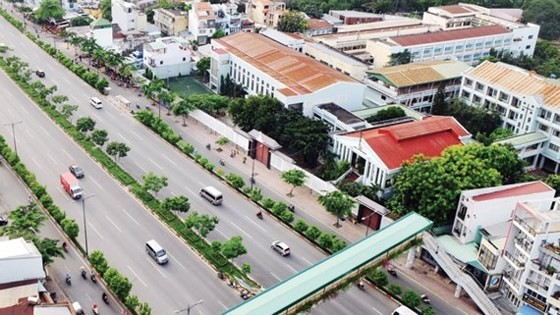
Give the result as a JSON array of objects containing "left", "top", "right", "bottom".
[
  {"left": 111, "top": 0, "right": 147, "bottom": 33},
  {"left": 89, "top": 18, "right": 113, "bottom": 49},
  {"left": 188, "top": 2, "right": 216, "bottom": 45},
  {"left": 245, "top": 0, "right": 285, "bottom": 28},
  {"left": 143, "top": 37, "right": 192, "bottom": 79},
  {"left": 365, "top": 60, "right": 470, "bottom": 111},
  {"left": 210, "top": 32, "right": 366, "bottom": 118},
  {"left": 460, "top": 61, "right": 560, "bottom": 173},
  {"left": 154, "top": 8, "right": 188, "bottom": 36}
]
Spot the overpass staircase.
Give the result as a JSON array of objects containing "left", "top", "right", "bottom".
[{"left": 422, "top": 233, "right": 502, "bottom": 315}]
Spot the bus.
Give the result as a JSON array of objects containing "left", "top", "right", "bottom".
[{"left": 391, "top": 305, "right": 418, "bottom": 315}]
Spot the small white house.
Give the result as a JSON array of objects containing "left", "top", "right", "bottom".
[{"left": 143, "top": 37, "right": 192, "bottom": 79}]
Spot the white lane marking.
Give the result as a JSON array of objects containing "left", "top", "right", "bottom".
[
  {"left": 127, "top": 266, "right": 148, "bottom": 287},
  {"left": 218, "top": 301, "right": 228, "bottom": 310},
  {"left": 130, "top": 130, "right": 143, "bottom": 140},
  {"left": 58, "top": 187, "right": 72, "bottom": 201},
  {"left": 89, "top": 177, "right": 103, "bottom": 190},
  {"left": 119, "top": 134, "right": 130, "bottom": 144},
  {"left": 105, "top": 111, "right": 115, "bottom": 119},
  {"left": 88, "top": 223, "right": 105, "bottom": 240},
  {"left": 146, "top": 257, "right": 168, "bottom": 278},
  {"left": 161, "top": 154, "right": 177, "bottom": 167},
  {"left": 105, "top": 215, "right": 122, "bottom": 233},
  {"left": 184, "top": 186, "right": 197, "bottom": 196},
  {"left": 247, "top": 216, "right": 267, "bottom": 233},
  {"left": 148, "top": 158, "right": 164, "bottom": 171},
  {"left": 370, "top": 307, "right": 383, "bottom": 315},
  {"left": 31, "top": 157, "right": 42, "bottom": 170},
  {"left": 47, "top": 153, "right": 57, "bottom": 164},
  {"left": 286, "top": 264, "right": 297, "bottom": 273},
  {"left": 302, "top": 258, "right": 312, "bottom": 265},
  {"left": 122, "top": 208, "right": 140, "bottom": 226},
  {"left": 270, "top": 272, "right": 281, "bottom": 281},
  {"left": 229, "top": 222, "right": 252, "bottom": 239},
  {"left": 167, "top": 253, "right": 186, "bottom": 270},
  {"left": 62, "top": 149, "right": 73, "bottom": 161},
  {"left": 215, "top": 228, "right": 228, "bottom": 239},
  {"left": 133, "top": 161, "right": 149, "bottom": 174},
  {"left": 23, "top": 128, "right": 35, "bottom": 139},
  {"left": 19, "top": 105, "right": 30, "bottom": 115},
  {"left": 39, "top": 125, "right": 49, "bottom": 136}
]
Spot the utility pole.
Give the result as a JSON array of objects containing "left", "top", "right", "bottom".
[{"left": 4, "top": 121, "right": 23, "bottom": 156}]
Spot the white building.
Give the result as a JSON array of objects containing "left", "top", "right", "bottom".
[
  {"left": 501, "top": 197, "right": 560, "bottom": 314},
  {"left": 210, "top": 32, "right": 367, "bottom": 118},
  {"left": 332, "top": 115, "right": 472, "bottom": 193},
  {"left": 154, "top": 8, "right": 188, "bottom": 36},
  {"left": 0, "top": 237, "right": 45, "bottom": 308},
  {"left": 365, "top": 60, "right": 470, "bottom": 111},
  {"left": 111, "top": 0, "right": 147, "bottom": 33},
  {"left": 423, "top": 3, "right": 539, "bottom": 58},
  {"left": 90, "top": 18, "right": 113, "bottom": 49},
  {"left": 460, "top": 61, "right": 560, "bottom": 173},
  {"left": 245, "top": 0, "right": 285, "bottom": 28},
  {"left": 189, "top": 2, "right": 215, "bottom": 45},
  {"left": 260, "top": 28, "right": 305, "bottom": 52},
  {"left": 213, "top": 3, "right": 242, "bottom": 35},
  {"left": 143, "top": 37, "right": 192, "bottom": 79}
]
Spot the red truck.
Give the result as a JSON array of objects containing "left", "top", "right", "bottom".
[{"left": 60, "top": 172, "right": 83, "bottom": 199}]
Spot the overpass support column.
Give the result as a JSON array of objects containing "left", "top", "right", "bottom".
[
  {"left": 454, "top": 284, "right": 463, "bottom": 298},
  {"left": 406, "top": 247, "right": 416, "bottom": 269}
]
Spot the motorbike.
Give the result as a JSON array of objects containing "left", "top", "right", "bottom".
[
  {"left": 206, "top": 144, "right": 211, "bottom": 150},
  {"left": 135, "top": 104, "right": 140, "bottom": 109},
  {"left": 90, "top": 272, "right": 97, "bottom": 283},
  {"left": 102, "top": 293, "right": 109, "bottom": 305},
  {"left": 357, "top": 281, "right": 365, "bottom": 291},
  {"left": 219, "top": 159, "right": 225, "bottom": 166},
  {"left": 288, "top": 204, "right": 295, "bottom": 212},
  {"left": 81, "top": 269, "right": 87, "bottom": 280},
  {"left": 421, "top": 294, "right": 430, "bottom": 304},
  {"left": 65, "top": 275, "right": 72, "bottom": 285},
  {"left": 387, "top": 265, "right": 397, "bottom": 277},
  {"left": 256, "top": 212, "right": 263, "bottom": 220},
  {"left": 92, "top": 304, "right": 99, "bottom": 315},
  {"left": 62, "top": 242, "right": 68, "bottom": 253}
]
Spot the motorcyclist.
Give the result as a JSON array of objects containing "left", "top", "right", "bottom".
[
  {"left": 62, "top": 242, "right": 67, "bottom": 250},
  {"left": 65, "top": 274, "right": 71, "bottom": 283},
  {"left": 102, "top": 292, "right": 108, "bottom": 302}
]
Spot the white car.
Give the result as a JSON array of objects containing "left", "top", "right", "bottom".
[{"left": 271, "top": 240, "right": 290, "bottom": 256}]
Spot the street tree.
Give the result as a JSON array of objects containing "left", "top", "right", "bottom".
[
  {"left": 89, "top": 250, "right": 109, "bottom": 275},
  {"left": 229, "top": 95, "right": 284, "bottom": 131},
  {"left": 51, "top": 95, "right": 69, "bottom": 108},
  {"left": 184, "top": 211, "right": 219, "bottom": 237},
  {"left": 387, "top": 49, "right": 412, "bottom": 66},
  {"left": 220, "top": 236, "right": 247, "bottom": 262},
  {"left": 368, "top": 268, "right": 388, "bottom": 287},
  {"left": 158, "top": 90, "right": 177, "bottom": 115},
  {"left": 100, "top": 0, "right": 112, "bottom": 20},
  {"left": 546, "top": 175, "right": 560, "bottom": 197},
  {"left": 61, "top": 104, "right": 79, "bottom": 121},
  {"left": 103, "top": 268, "right": 132, "bottom": 300},
  {"left": 141, "top": 172, "right": 168, "bottom": 196},
  {"left": 137, "top": 303, "right": 152, "bottom": 315},
  {"left": 35, "top": 0, "right": 65, "bottom": 23},
  {"left": 389, "top": 144, "right": 524, "bottom": 225},
  {"left": 402, "top": 290, "right": 422, "bottom": 308},
  {"left": 196, "top": 57, "right": 211, "bottom": 82},
  {"left": 0, "top": 205, "right": 45, "bottom": 240},
  {"left": 172, "top": 98, "right": 196, "bottom": 126},
  {"left": 281, "top": 169, "right": 307, "bottom": 197},
  {"left": 38, "top": 85, "right": 57, "bottom": 101},
  {"left": 431, "top": 82, "right": 446, "bottom": 115},
  {"left": 91, "top": 129, "right": 109, "bottom": 147},
  {"left": 161, "top": 195, "right": 190, "bottom": 213},
  {"left": 76, "top": 117, "right": 96, "bottom": 134},
  {"left": 33, "top": 238, "right": 64, "bottom": 266},
  {"left": 141, "top": 78, "right": 165, "bottom": 102},
  {"left": 277, "top": 10, "right": 308, "bottom": 33},
  {"left": 61, "top": 218, "right": 79, "bottom": 239},
  {"left": 106, "top": 141, "right": 131, "bottom": 163},
  {"left": 318, "top": 191, "right": 355, "bottom": 228}
]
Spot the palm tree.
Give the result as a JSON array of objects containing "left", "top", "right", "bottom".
[
  {"left": 172, "top": 99, "right": 196, "bottom": 126},
  {"left": 118, "top": 64, "right": 135, "bottom": 84},
  {"left": 158, "top": 90, "right": 177, "bottom": 115}
]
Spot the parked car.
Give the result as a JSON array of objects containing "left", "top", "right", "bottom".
[
  {"left": 271, "top": 240, "right": 290, "bottom": 256},
  {"left": 0, "top": 216, "right": 8, "bottom": 226},
  {"left": 69, "top": 165, "right": 84, "bottom": 178},
  {"left": 35, "top": 70, "right": 45, "bottom": 78}
]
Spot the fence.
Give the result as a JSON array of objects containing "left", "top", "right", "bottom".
[{"left": 190, "top": 109, "right": 250, "bottom": 149}]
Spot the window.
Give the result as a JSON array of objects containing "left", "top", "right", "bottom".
[
  {"left": 465, "top": 79, "right": 473, "bottom": 86},
  {"left": 499, "top": 92, "right": 509, "bottom": 102},
  {"left": 473, "top": 95, "right": 481, "bottom": 104},
  {"left": 466, "top": 43, "right": 474, "bottom": 50},
  {"left": 539, "top": 124, "right": 549, "bottom": 132},
  {"left": 476, "top": 83, "right": 485, "bottom": 91},
  {"left": 455, "top": 45, "right": 464, "bottom": 51},
  {"left": 434, "top": 48, "right": 442, "bottom": 54},
  {"left": 457, "top": 204, "right": 467, "bottom": 220},
  {"left": 485, "top": 41, "right": 493, "bottom": 47},
  {"left": 444, "top": 46, "right": 452, "bottom": 52},
  {"left": 511, "top": 97, "right": 519, "bottom": 108},
  {"left": 549, "top": 143, "right": 559, "bottom": 152},
  {"left": 462, "top": 91, "right": 471, "bottom": 98},
  {"left": 553, "top": 130, "right": 560, "bottom": 138},
  {"left": 495, "top": 39, "right": 503, "bottom": 45},
  {"left": 526, "top": 45, "right": 531, "bottom": 50},
  {"left": 476, "top": 42, "right": 483, "bottom": 48},
  {"left": 182, "top": 57, "right": 186, "bottom": 61},
  {"left": 529, "top": 35, "right": 534, "bottom": 39},
  {"left": 159, "top": 60, "right": 163, "bottom": 65},
  {"left": 463, "top": 54, "right": 472, "bottom": 60},
  {"left": 423, "top": 48, "right": 433, "bottom": 54},
  {"left": 479, "top": 245, "right": 498, "bottom": 271},
  {"left": 504, "top": 38, "right": 512, "bottom": 44},
  {"left": 473, "top": 53, "right": 481, "bottom": 59}
]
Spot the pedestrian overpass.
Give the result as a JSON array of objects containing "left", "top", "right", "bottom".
[{"left": 222, "top": 212, "right": 432, "bottom": 315}]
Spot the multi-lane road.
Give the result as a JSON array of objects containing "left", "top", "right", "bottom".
[{"left": 0, "top": 13, "right": 400, "bottom": 315}]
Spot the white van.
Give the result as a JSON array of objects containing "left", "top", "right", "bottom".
[
  {"left": 200, "top": 186, "right": 223, "bottom": 205},
  {"left": 90, "top": 97, "right": 103, "bottom": 109},
  {"left": 146, "top": 240, "right": 168, "bottom": 264}
]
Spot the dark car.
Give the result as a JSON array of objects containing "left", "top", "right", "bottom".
[
  {"left": 35, "top": 70, "right": 45, "bottom": 78},
  {"left": 0, "top": 216, "right": 8, "bottom": 226},
  {"left": 69, "top": 165, "right": 84, "bottom": 178}
]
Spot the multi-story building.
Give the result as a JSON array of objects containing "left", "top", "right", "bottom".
[
  {"left": 209, "top": 32, "right": 366, "bottom": 118},
  {"left": 460, "top": 61, "right": 560, "bottom": 173},
  {"left": 111, "top": 0, "right": 147, "bottom": 33},
  {"left": 260, "top": 28, "right": 304, "bottom": 52},
  {"left": 143, "top": 37, "right": 192, "bottom": 79},
  {"left": 154, "top": 8, "right": 188, "bottom": 36},
  {"left": 90, "top": 18, "right": 113, "bottom": 49},
  {"left": 365, "top": 60, "right": 470, "bottom": 112},
  {"left": 304, "top": 42, "right": 369, "bottom": 81},
  {"left": 501, "top": 197, "right": 560, "bottom": 314},
  {"left": 305, "top": 18, "right": 334, "bottom": 36},
  {"left": 189, "top": 2, "right": 216, "bottom": 45},
  {"left": 245, "top": 0, "right": 285, "bottom": 28},
  {"left": 326, "top": 10, "right": 383, "bottom": 25},
  {"left": 332, "top": 115, "right": 472, "bottom": 194},
  {"left": 213, "top": 3, "right": 242, "bottom": 35}
]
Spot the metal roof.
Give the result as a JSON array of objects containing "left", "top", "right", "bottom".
[
  {"left": 390, "top": 25, "right": 510, "bottom": 47},
  {"left": 368, "top": 60, "right": 470, "bottom": 88},
  {"left": 494, "top": 131, "right": 548, "bottom": 147},
  {"left": 222, "top": 212, "right": 432, "bottom": 315}
]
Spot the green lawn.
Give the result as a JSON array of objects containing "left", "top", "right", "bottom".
[{"left": 168, "top": 76, "right": 212, "bottom": 98}]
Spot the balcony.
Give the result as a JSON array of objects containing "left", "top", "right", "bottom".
[
  {"left": 514, "top": 236, "right": 533, "bottom": 255},
  {"left": 504, "top": 250, "right": 526, "bottom": 269},
  {"left": 513, "top": 215, "right": 537, "bottom": 237},
  {"left": 525, "top": 278, "right": 549, "bottom": 295}
]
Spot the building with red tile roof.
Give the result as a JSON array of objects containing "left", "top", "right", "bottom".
[
  {"left": 210, "top": 32, "right": 367, "bottom": 117},
  {"left": 332, "top": 115, "right": 472, "bottom": 191}
]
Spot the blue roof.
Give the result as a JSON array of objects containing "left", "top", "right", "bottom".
[
  {"left": 517, "top": 304, "right": 544, "bottom": 315},
  {"left": 222, "top": 212, "right": 432, "bottom": 315}
]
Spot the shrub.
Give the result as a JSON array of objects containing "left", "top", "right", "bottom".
[
  {"left": 368, "top": 268, "right": 388, "bottom": 288},
  {"left": 402, "top": 290, "right": 422, "bottom": 309},
  {"left": 422, "top": 307, "right": 436, "bottom": 315},
  {"left": 388, "top": 284, "right": 402, "bottom": 296},
  {"left": 280, "top": 210, "right": 294, "bottom": 223},
  {"left": 49, "top": 205, "right": 66, "bottom": 223},
  {"left": 330, "top": 237, "right": 346, "bottom": 253},
  {"left": 61, "top": 218, "right": 79, "bottom": 239},
  {"left": 198, "top": 157, "right": 209, "bottom": 167},
  {"left": 215, "top": 168, "right": 225, "bottom": 177},
  {"left": 250, "top": 188, "right": 263, "bottom": 202},
  {"left": 317, "top": 233, "right": 333, "bottom": 249},
  {"left": 272, "top": 201, "right": 287, "bottom": 215},
  {"left": 39, "top": 194, "right": 54, "bottom": 208},
  {"left": 294, "top": 220, "right": 309, "bottom": 233},
  {"left": 89, "top": 250, "right": 109, "bottom": 275},
  {"left": 261, "top": 198, "right": 275, "bottom": 209},
  {"left": 177, "top": 140, "right": 195, "bottom": 155},
  {"left": 205, "top": 162, "right": 215, "bottom": 172},
  {"left": 226, "top": 173, "right": 244, "bottom": 189},
  {"left": 306, "top": 226, "right": 321, "bottom": 241},
  {"left": 95, "top": 77, "right": 109, "bottom": 92},
  {"left": 103, "top": 268, "right": 133, "bottom": 301}
]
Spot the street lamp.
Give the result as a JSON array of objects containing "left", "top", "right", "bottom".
[
  {"left": 174, "top": 299, "right": 204, "bottom": 315},
  {"left": 82, "top": 194, "right": 95, "bottom": 257},
  {"left": 4, "top": 121, "right": 23, "bottom": 157},
  {"left": 361, "top": 212, "right": 376, "bottom": 237}
]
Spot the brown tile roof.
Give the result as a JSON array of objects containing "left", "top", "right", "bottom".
[
  {"left": 437, "top": 5, "right": 477, "bottom": 15},
  {"left": 195, "top": 2, "right": 214, "bottom": 20},
  {"left": 213, "top": 32, "right": 356, "bottom": 95},
  {"left": 214, "top": 48, "right": 228, "bottom": 55},
  {"left": 368, "top": 60, "right": 470, "bottom": 88},
  {"left": 390, "top": 25, "right": 511, "bottom": 47},
  {"left": 465, "top": 61, "right": 560, "bottom": 109},
  {"left": 307, "top": 18, "right": 332, "bottom": 30}
]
